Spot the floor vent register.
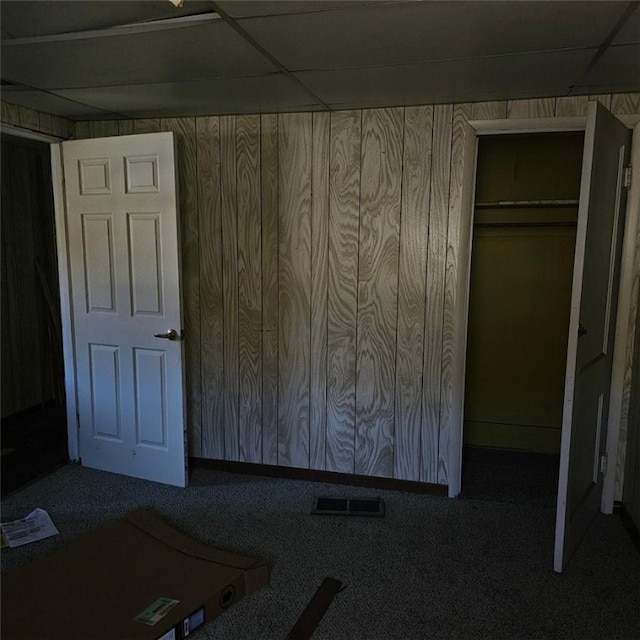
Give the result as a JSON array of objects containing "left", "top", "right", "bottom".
[{"left": 311, "top": 496, "right": 385, "bottom": 517}]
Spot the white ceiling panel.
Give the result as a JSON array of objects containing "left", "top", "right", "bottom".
[
  {"left": 241, "top": 1, "right": 627, "bottom": 71},
  {"left": 54, "top": 74, "right": 324, "bottom": 118},
  {"left": 1, "top": 0, "right": 215, "bottom": 39},
  {"left": 576, "top": 44, "right": 640, "bottom": 94},
  {"left": 294, "top": 49, "right": 596, "bottom": 109},
  {"left": 2, "top": 22, "right": 276, "bottom": 89}
]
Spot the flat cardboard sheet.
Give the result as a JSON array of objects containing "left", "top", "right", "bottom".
[{"left": 1, "top": 509, "right": 269, "bottom": 640}]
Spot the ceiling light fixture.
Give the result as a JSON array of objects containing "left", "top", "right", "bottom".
[{"left": 169, "top": 0, "right": 185, "bottom": 6}]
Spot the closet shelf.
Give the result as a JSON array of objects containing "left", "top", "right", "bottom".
[{"left": 475, "top": 199, "right": 580, "bottom": 208}]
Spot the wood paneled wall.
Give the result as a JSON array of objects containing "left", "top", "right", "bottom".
[
  {"left": 622, "top": 292, "right": 640, "bottom": 534},
  {"left": 75, "top": 92, "right": 640, "bottom": 485},
  {"left": 1, "top": 99, "right": 73, "bottom": 139}
]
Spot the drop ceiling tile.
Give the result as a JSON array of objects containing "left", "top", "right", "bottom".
[
  {"left": 54, "top": 75, "right": 324, "bottom": 118},
  {"left": 0, "top": 86, "right": 118, "bottom": 119},
  {"left": 612, "top": 6, "right": 640, "bottom": 45},
  {"left": 216, "top": 0, "right": 374, "bottom": 18},
  {"left": 294, "top": 49, "right": 596, "bottom": 109},
  {"left": 1, "top": 21, "right": 276, "bottom": 89},
  {"left": 576, "top": 44, "right": 640, "bottom": 94},
  {"left": 242, "top": 1, "right": 626, "bottom": 72},
  {"left": 1, "top": 0, "right": 214, "bottom": 40}
]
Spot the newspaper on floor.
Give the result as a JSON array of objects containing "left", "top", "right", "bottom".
[{"left": 1, "top": 508, "right": 59, "bottom": 549}]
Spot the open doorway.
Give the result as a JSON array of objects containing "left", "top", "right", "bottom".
[
  {"left": 1, "top": 133, "right": 68, "bottom": 495},
  {"left": 461, "top": 132, "right": 585, "bottom": 504}
]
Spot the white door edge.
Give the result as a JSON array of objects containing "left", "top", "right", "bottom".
[
  {"left": 51, "top": 143, "right": 80, "bottom": 461},
  {"left": 602, "top": 120, "right": 640, "bottom": 513},
  {"left": 447, "top": 122, "right": 478, "bottom": 498}
]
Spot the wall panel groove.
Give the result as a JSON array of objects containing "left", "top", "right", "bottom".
[
  {"left": 355, "top": 107, "right": 404, "bottom": 478},
  {"left": 326, "top": 111, "right": 361, "bottom": 474},
  {"left": 237, "top": 115, "right": 263, "bottom": 463},
  {"left": 278, "top": 113, "right": 312, "bottom": 468},
  {"left": 221, "top": 116, "right": 240, "bottom": 461},
  {"left": 310, "top": 112, "right": 330, "bottom": 471},
  {"left": 422, "top": 104, "right": 453, "bottom": 483},
  {"left": 198, "top": 116, "right": 224, "bottom": 459},
  {"left": 261, "top": 114, "right": 279, "bottom": 466},
  {"left": 395, "top": 105, "right": 434, "bottom": 482}
]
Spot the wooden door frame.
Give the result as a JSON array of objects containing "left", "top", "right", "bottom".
[{"left": 450, "top": 112, "right": 640, "bottom": 516}]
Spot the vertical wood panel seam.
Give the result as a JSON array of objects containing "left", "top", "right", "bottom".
[
  {"left": 234, "top": 116, "right": 240, "bottom": 461},
  {"left": 309, "top": 115, "right": 314, "bottom": 470},
  {"left": 276, "top": 113, "right": 279, "bottom": 467},
  {"left": 276, "top": 116, "right": 280, "bottom": 467},
  {"left": 258, "top": 116, "right": 265, "bottom": 463},
  {"left": 196, "top": 118, "right": 202, "bottom": 457},
  {"left": 424, "top": 107, "right": 435, "bottom": 482},
  {"left": 276, "top": 115, "right": 281, "bottom": 466},
  {"left": 195, "top": 120, "right": 203, "bottom": 457},
  {"left": 438, "top": 106, "right": 455, "bottom": 475},
  {"left": 218, "top": 119, "right": 226, "bottom": 459},
  {"left": 324, "top": 117, "right": 332, "bottom": 471},
  {"left": 391, "top": 107, "right": 407, "bottom": 479},
  {"left": 259, "top": 117, "right": 264, "bottom": 464},
  {"left": 419, "top": 108, "right": 435, "bottom": 483},
  {"left": 276, "top": 113, "right": 280, "bottom": 467},
  {"left": 353, "top": 109, "right": 364, "bottom": 473}
]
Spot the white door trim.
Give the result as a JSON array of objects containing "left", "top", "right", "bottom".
[
  {"left": 602, "top": 121, "right": 640, "bottom": 513},
  {"left": 449, "top": 110, "right": 638, "bottom": 500},
  {"left": 469, "top": 116, "right": 587, "bottom": 135},
  {"left": 0, "top": 123, "right": 64, "bottom": 143}
]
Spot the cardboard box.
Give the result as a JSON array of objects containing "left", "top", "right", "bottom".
[{"left": 1, "top": 509, "right": 269, "bottom": 640}]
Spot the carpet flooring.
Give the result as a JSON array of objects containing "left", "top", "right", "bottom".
[{"left": 1, "top": 461, "right": 638, "bottom": 640}]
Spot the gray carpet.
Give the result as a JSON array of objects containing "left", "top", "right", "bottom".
[{"left": 2, "top": 464, "right": 639, "bottom": 640}]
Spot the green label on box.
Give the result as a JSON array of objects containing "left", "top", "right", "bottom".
[{"left": 134, "top": 597, "right": 180, "bottom": 626}]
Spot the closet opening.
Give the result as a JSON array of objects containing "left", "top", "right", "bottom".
[{"left": 461, "top": 132, "right": 585, "bottom": 504}]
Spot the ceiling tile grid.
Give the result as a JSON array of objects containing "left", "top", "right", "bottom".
[{"left": 0, "top": 0, "right": 638, "bottom": 120}]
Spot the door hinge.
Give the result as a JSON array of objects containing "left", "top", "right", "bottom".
[
  {"left": 624, "top": 165, "right": 632, "bottom": 189},
  {"left": 600, "top": 453, "right": 608, "bottom": 475}
]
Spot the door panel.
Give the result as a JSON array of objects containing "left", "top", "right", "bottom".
[
  {"left": 82, "top": 214, "right": 116, "bottom": 312},
  {"left": 128, "top": 214, "right": 163, "bottom": 315},
  {"left": 89, "top": 344, "right": 120, "bottom": 440},
  {"left": 62, "top": 132, "right": 187, "bottom": 487},
  {"left": 134, "top": 348, "right": 167, "bottom": 447},
  {"left": 554, "top": 102, "right": 631, "bottom": 571}
]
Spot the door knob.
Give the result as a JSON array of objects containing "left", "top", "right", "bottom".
[
  {"left": 578, "top": 324, "right": 588, "bottom": 338},
  {"left": 154, "top": 329, "right": 179, "bottom": 341}
]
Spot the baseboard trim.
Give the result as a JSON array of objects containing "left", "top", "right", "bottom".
[
  {"left": 619, "top": 503, "right": 640, "bottom": 551},
  {"left": 190, "top": 458, "right": 448, "bottom": 496}
]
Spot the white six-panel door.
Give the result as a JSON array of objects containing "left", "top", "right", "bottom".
[
  {"left": 62, "top": 132, "right": 187, "bottom": 487},
  {"left": 554, "top": 102, "right": 631, "bottom": 571}
]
